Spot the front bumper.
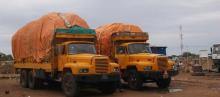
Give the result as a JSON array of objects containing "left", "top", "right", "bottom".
[
  {"left": 213, "top": 59, "right": 220, "bottom": 67},
  {"left": 140, "top": 70, "right": 178, "bottom": 80},
  {"left": 73, "top": 73, "right": 120, "bottom": 83}
]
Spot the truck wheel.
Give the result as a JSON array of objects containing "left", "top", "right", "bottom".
[
  {"left": 28, "top": 70, "right": 41, "bottom": 89},
  {"left": 20, "top": 70, "right": 28, "bottom": 88},
  {"left": 218, "top": 68, "right": 220, "bottom": 73},
  {"left": 156, "top": 77, "right": 171, "bottom": 89},
  {"left": 127, "top": 70, "right": 143, "bottom": 90},
  {"left": 99, "top": 82, "right": 117, "bottom": 94},
  {"left": 62, "top": 72, "right": 79, "bottom": 97}
]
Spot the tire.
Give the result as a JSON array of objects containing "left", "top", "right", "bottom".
[
  {"left": 28, "top": 70, "right": 42, "bottom": 89},
  {"left": 218, "top": 67, "right": 220, "bottom": 73},
  {"left": 156, "top": 77, "right": 171, "bottom": 89},
  {"left": 62, "top": 71, "right": 79, "bottom": 97},
  {"left": 127, "top": 69, "right": 143, "bottom": 90},
  {"left": 20, "top": 70, "right": 28, "bottom": 88},
  {"left": 99, "top": 82, "right": 117, "bottom": 94}
]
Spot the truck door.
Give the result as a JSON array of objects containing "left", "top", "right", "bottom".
[
  {"left": 115, "top": 46, "right": 129, "bottom": 69},
  {"left": 56, "top": 45, "right": 65, "bottom": 71}
]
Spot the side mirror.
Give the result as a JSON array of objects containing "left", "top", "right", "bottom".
[
  {"left": 210, "top": 47, "right": 213, "bottom": 53},
  {"left": 54, "top": 47, "right": 58, "bottom": 56},
  {"left": 55, "top": 45, "right": 65, "bottom": 56}
]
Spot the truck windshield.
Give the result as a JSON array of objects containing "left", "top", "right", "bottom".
[
  {"left": 128, "top": 43, "right": 151, "bottom": 54},
  {"left": 213, "top": 45, "right": 220, "bottom": 54},
  {"left": 68, "top": 43, "right": 96, "bottom": 54}
]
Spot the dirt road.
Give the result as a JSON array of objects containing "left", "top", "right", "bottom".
[{"left": 0, "top": 73, "right": 220, "bottom": 97}]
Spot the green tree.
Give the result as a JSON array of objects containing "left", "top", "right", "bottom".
[
  {"left": 181, "top": 52, "right": 199, "bottom": 58},
  {"left": 0, "top": 52, "right": 13, "bottom": 61}
]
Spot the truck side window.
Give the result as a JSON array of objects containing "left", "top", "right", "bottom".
[
  {"left": 116, "top": 46, "right": 126, "bottom": 54},
  {"left": 57, "top": 45, "right": 64, "bottom": 55}
]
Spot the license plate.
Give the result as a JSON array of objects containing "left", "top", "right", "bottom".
[{"left": 101, "top": 75, "right": 108, "bottom": 79}]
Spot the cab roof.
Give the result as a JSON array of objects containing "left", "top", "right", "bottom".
[
  {"left": 58, "top": 41, "right": 94, "bottom": 45},
  {"left": 120, "top": 42, "right": 149, "bottom": 46}
]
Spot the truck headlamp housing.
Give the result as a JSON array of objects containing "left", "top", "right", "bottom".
[
  {"left": 79, "top": 68, "right": 89, "bottom": 73},
  {"left": 113, "top": 67, "right": 120, "bottom": 72},
  {"left": 144, "top": 66, "right": 152, "bottom": 71}
]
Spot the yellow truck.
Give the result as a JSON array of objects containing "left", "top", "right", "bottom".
[
  {"left": 13, "top": 25, "right": 120, "bottom": 97},
  {"left": 96, "top": 23, "right": 176, "bottom": 89}
]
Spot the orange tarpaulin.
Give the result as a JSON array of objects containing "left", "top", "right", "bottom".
[
  {"left": 96, "top": 23, "right": 143, "bottom": 57},
  {"left": 12, "top": 12, "right": 89, "bottom": 62}
]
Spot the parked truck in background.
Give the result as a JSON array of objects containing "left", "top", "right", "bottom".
[
  {"left": 96, "top": 23, "right": 176, "bottom": 89},
  {"left": 12, "top": 13, "right": 120, "bottom": 97},
  {"left": 211, "top": 44, "right": 220, "bottom": 72},
  {"left": 150, "top": 46, "right": 178, "bottom": 73},
  {"left": 150, "top": 46, "right": 167, "bottom": 55}
]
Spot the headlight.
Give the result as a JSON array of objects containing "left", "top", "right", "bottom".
[
  {"left": 79, "top": 68, "right": 89, "bottom": 73},
  {"left": 113, "top": 67, "right": 120, "bottom": 72},
  {"left": 144, "top": 66, "right": 152, "bottom": 71}
]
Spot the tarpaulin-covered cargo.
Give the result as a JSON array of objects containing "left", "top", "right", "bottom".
[
  {"left": 12, "top": 12, "right": 90, "bottom": 62},
  {"left": 95, "top": 23, "right": 144, "bottom": 57}
]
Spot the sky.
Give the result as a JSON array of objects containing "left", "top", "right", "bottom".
[{"left": 0, "top": 0, "right": 220, "bottom": 56}]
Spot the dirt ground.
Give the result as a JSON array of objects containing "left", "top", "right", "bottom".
[{"left": 0, "top": 72, "right": 220, "bottom": 97}]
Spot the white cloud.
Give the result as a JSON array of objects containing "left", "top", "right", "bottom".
[{"left": 179, "top": 11, "right": 220, "bottom": 25}]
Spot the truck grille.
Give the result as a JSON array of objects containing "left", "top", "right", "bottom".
[
  {"left": 157, "top": 57, "right": 168, "bottom": 71},
  {"left": 95, "top": 59, "right": 108, "bottom": 73}
]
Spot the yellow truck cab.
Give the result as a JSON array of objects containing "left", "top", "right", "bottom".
[
  {"left": 14, "top": 26, "right": 120, "bottom": 97},
  {"left": 111, "top": 32, "right": 176, "bottom": 89}
]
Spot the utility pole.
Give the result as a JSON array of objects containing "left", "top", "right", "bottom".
[
  {"left": 179, "top": 25, "right": 186, "bottom": 71},
  {"left": 180, "top": 25, "right": 184, "bottom": 56}
]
